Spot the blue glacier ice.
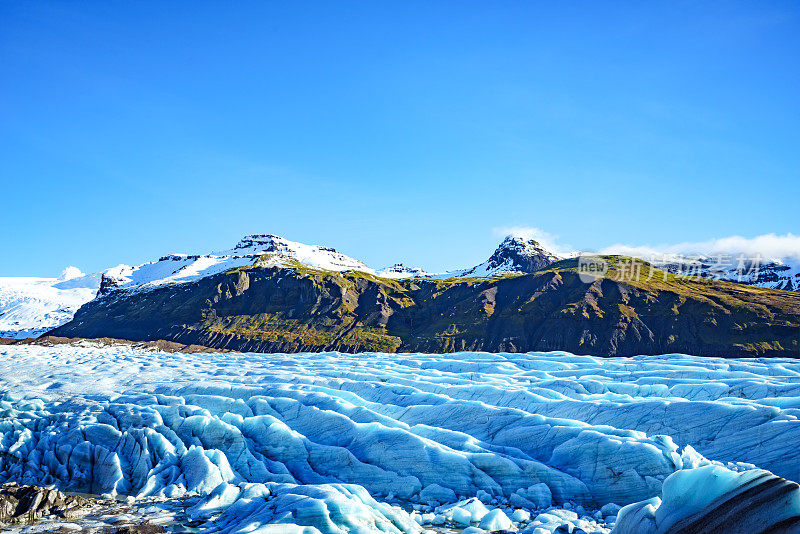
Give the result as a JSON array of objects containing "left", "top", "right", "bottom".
[{"left": 1, "top": 345, "right": 799, "bottom": 532}]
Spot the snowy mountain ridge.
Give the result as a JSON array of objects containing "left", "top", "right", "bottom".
[
  {"left": 100, "top": 234, "right": 562, "bottom": 293},
  {"left": 99, "top": 234, "right": 408, "bottom": 295},
  {"left": 4, "top": 232, "right": 800, "bottom": 339}
]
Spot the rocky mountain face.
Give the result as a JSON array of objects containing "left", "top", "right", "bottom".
[
  {"left": 51, "top": 256, "right": 800, "bottom": 357},
  {"left": 8, "top": 233, "right": 800, "bottom": 350},
  {"left": 453, "top": 236, "right": 560, "bottom": 277}
]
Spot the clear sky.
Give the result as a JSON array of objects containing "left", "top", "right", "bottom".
[{"left": 2, "top": 1, "right": 798, "bottom": 276}]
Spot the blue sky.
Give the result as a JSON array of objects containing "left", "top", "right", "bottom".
[{"left": 2, "top": 1, "right": 798, "bottom": 276}]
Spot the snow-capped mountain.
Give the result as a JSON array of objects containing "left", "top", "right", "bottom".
[
  {"left": 0, "top": 268, "right": 101, "bottom": 339},
  {"left": 231, "top": 234, "right": 372, "bottom": 271},
  {"left": 3, "top": 235, "right": 421, "bottom": 338},
  {"left": 98, "top": 234, "right": 560, "bottom": 294},
  {"left": 97, "top": 233, "right": 800, "bottom": 295},
  {"left": 100, "top": 234, "right": 374, "bottom": 294},
  {"left": 5, "top": 232, "right": 800, "bottom": 340},
  {"left": 448, "top": 236, "right": 560, "bottom": 278},
  {"left": 749, "top": 258, "right": 800, "bottom": 291},
  {"left": 651, "top": 254, "right": 800, "bottom": 292}
]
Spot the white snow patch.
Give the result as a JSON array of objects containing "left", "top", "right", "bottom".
[{"left": 0, "top": 270, "right": 100, "bottom": 338}]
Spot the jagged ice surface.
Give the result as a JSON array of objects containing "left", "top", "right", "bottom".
[{"left": 1, "top": 346, "right": 799, "bottom": 532}]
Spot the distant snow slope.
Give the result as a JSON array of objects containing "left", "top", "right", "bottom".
[
  {"left": 652, "top": 254, "right": 800, "bottom": 292},
  {"left": 1, "top": 346, "right": 798, "bottom": 532},
  {"left": 0, "top": 268, "right": 100, "bottom": 338},
  {"left": 374, "top": 263, "right": 433, "bottom": 279}
]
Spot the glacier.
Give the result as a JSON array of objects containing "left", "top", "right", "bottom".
[
  {"left": 0, "top": 269, "right": 100, "bottom": 339},
  {"left": 1, "top": 345, "right": 799, "bottom": 532}
]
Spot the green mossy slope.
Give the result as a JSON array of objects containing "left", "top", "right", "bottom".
[{"left": 51, "top": 257, "right": 800, "bottom": 357}]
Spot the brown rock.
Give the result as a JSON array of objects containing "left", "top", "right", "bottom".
[
  {"left": 0, "top": 482, "right": 89, "bottom": 524},
  {"left": 113, "top": 522, "right": 167, "bottom": 534}
]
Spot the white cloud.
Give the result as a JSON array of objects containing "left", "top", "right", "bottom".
[
  {"left": 600, "top": 233, "right": 800, "bottom": 261},
  {"left": 58, "top": 266, "right": 84, "bottom": 281}
]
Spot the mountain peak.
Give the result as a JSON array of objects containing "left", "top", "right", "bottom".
[
  {"left": 497, "top": 234, "right": 545, "bottom": 250},
  {"left": 487, "top": 235, "right": 559, "bottom": 271},
  {"left": 234, "top": 234, "right": 281, "bottom": 249},
  {"left": 232, "top": 234, "right": 334, "bottom": 253},
  {"left": 456, "top": 235, "right": 559, "bottom": 277},
  {"left": 226, "top": 234, "right": 366, "bottom": 271}
]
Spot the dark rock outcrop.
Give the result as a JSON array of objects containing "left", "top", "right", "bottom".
[
  {"left": 665, "top": 473, "right": 800, "bottom": 533},
  {"left": 0, "top": 483, "right": 89, "bottom": 524},
  {"left": 113, "top": 523, "right": 167, "bottom": 534},
  {"left": 613, "top": 469, "right": 800, "bottom": 534}
]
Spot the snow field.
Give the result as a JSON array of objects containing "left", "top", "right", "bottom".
[{"left": 0, "top": 270, "right": 100, "bottom": 338}]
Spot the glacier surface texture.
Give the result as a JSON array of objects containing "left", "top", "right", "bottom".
[{"left": 1, "top": 346, "right": 799, "bottom": 533}]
